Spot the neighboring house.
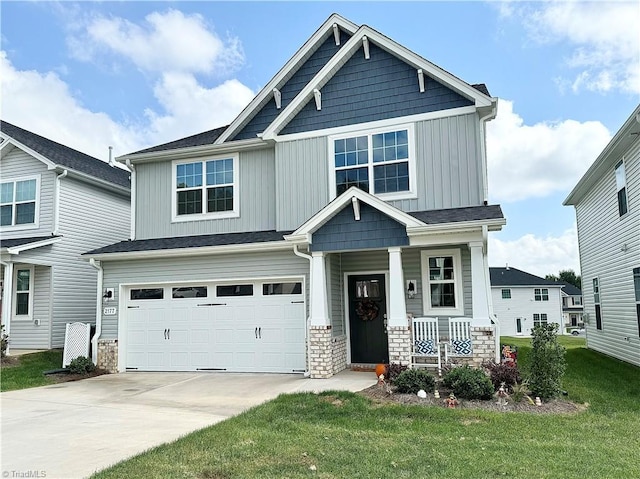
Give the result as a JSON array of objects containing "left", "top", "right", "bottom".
[
  {"left": 560, "top": 282, "right": 584, "bottom": 330},
  {"left": 0, "top": 121, "right": 130, "bottom": 353},
  {"left": 490, "top": 267, "right": 564, "bottom": 336},
  {"left": 84, "top": 14, "right": 506, "bottom": 377},
  {"left": 564, "top": 104, "right": 640, "bottom": 367}
]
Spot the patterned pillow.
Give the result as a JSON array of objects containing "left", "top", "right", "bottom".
[
  {"left": 415, "top": 339, "right": 436, "bottom": 355},
  {"left": 452, "top": 339, "right": 472, "bottom": 355}
]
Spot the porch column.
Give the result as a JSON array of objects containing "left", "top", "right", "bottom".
[
  {"left": 469, "top": 241, "right": 491, "bottom": 327},
  {"left": 2, "top": 262, "right": 13, "bottom": 354},
  {"left": 309, "top": 252, "right": 329, "bottom": 326},
  {"left": 387, "top": 247, "right": 407, "bottom": 327}
]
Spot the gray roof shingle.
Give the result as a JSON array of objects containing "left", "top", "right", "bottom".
[
  {"left": 0, "top": 235, "right": 60, "bottom": 249},
  {"left": 560, "top": 282, "right": 582, "bottom": 296},
  {"left": 490, "top": 267, "right": 561, "bottom": 287},
  {"left": 127, "top": 126, "right": 229, "bottom": 155},
  {"left": 84, "top": 230, "right": 292, "bottom": 255},
  {"left": 1, "top": 121, "right": 130, "bottom": 189},
  {"left": 409, "top": 204, "right": 504, "bottom": 224}
]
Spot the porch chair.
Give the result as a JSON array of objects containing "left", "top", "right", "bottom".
[
  {"left": 411, "top": 317, "right": 442, "bottom": 374},
  {"left": 444, "top": 317, "right": 473, "bottom": 364}
]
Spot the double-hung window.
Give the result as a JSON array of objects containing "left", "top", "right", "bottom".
[
  {"left": 615, "top": 160, "right": 628, "bottom": 217},
  {"left": 533, "top": 313, "right": 548, "bottom": 327},
  {"left": 534, "top": 288, "right": 549, "bottom": 301},
  {"left": 421, "top": 249, "right": 464, "bottom": 315},
  {"left": 173, "top": 156, "right": 238, "bottom": 221},
  {"left": 13, "top": 266, "right": 33, "bottom": 319},
  {"left": 1, "top": 176, "right": 39, "bottom": 228},
  {"left": 330, "top": 125, "right": 415, "bottom": 200}
]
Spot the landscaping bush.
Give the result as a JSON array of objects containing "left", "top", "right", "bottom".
[
  {"left": 394, "top": 368, "right": 435, "bottom": 394},
  {"left": 68, "top": 356, "right": 96, "bottom": 374},
  {"left": 527, "top": 323, "right": 566, "bottom": 400},
  {"left": 442, "top": 365, "right": 494, "bottom": 400},
  {"left": 483, "top": 359, "right": 522, "bottom": 391},
  {"left": 385, "top": 363, "right": 409, "bottom": 383}
]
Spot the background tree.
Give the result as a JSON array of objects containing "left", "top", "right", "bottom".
[{"left": 545, "top": 269, "right": 581, "bottom": 289}]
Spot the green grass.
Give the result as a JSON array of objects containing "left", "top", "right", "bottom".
[
  {"left": 0, "top": 349, "right": 63, "bottom": 392},
  {"left": 92, "top": 338, "right": 640, "bottom": 479}
]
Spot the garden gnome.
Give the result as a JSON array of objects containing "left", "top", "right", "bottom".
[
  {"left": 496, "top": 383, "right": 509, "bottom": 407},
  {"left": 535, "top": 396, "right": 542, "bottom": 407},
  {"left": 445, "top": 393, "right": 459, "bottom": 408},
  {"left": 434, "top": 389, "right": 440, "bottom": 399}
]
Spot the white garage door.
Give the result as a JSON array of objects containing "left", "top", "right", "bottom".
[{"left": 125, "top": 280, "right": 306, "bottom": 373}]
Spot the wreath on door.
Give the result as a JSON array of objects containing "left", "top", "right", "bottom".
[{"left": 356, "top": 300, "right": 380, "bottom": 321}]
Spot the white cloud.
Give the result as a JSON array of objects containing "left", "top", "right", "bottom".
[
  {"left": 509, "top": 1, "right": 640, "bottom": 94},
  {"left": 487, "top": 100, "right": 611, "bottom": 202},
  {"left": 68, "top": 9, "right": 244, "bottom": 75},
  {"left": 489, "top": 228, "right": 580, "bottom": 277}
]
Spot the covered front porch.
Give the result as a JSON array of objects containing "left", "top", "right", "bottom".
[{"left": 285, "top": 187, "right": 505, "bottom": 379}]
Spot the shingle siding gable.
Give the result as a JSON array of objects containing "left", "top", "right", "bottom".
[
  {"left": 280, "top": 43, "right": 473, "bottom": 135},
  {"left": 232, "top": 31, "right": 352, "bottom": 141}
]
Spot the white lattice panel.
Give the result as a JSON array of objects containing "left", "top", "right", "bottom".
[{"left": 63, "top": 322, "right": 91, "bottom": 367}]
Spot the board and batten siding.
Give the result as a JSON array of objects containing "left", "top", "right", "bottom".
[
  {"left": 0, "top": 147, "right": 55, "bottom": 239},
  {"left": 99, "top": 250, "right": 310, "bottom": 340},
  {"left": 575, "top": 137, "right": 640, "bottom": 366},
  {"left": 7, "top": 264, "right": 51, "bottom": 349},
  {"left": 275, "top": 113, "right": 483, "bottom": 231},
  {"left": 327, "top": 253, "right": 345, "bottom": 337},
  {"left": 135, "top": 148, "right": 277, "bottom": 239}
]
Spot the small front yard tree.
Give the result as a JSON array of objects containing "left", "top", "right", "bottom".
[{"left": 527, "top": 323, "right": 566, "bottom": 400}]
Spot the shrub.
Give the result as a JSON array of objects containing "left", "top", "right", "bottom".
[
  {"left": 394, "top": 368, "right": 436, "bottom": 394},
  {"left": 68, "top": 356, "right": 96, "bottom": 374},
  {"left": 483, "top": 359, "right": 522, "bottom": 391},
  {"left": 527, "top": 323, "right": 566, "bottom": 400},
  {"left": 442, "top": 365, "right": 494, "bottom": 400},
  {"left": 1, "top": 324, "right": 8, "bottom": 358},
  {"left": 510, "top": 381, "right": 532, "bottom": 403},
  {"left": 385, "top": 363, "right": 409, "bottom": 383}
]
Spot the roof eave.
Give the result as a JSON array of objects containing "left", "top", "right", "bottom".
[
  {"left": 54, "top": 166, "right": 130, "bottom": 196},
  {"left": 406, "top": 218, "right": 506, "bottom": 237}
]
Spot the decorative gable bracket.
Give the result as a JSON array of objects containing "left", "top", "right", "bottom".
[
  {"left": 362, "top": 36, "right": 370, "bottom": 59},
  {"left": 417, "top": 69, "right": 425, "bottom": 93},
  {"left": 313, "top": 88, "right": 322, "bottom": 111},
  {"left": 273, "top": 88, "right": 282, "bottom": 109},
  {"left": 333, "top": 23, "right": 341, "bottom": 46}
]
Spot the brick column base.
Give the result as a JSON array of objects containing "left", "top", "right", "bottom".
[
  {"left": 309, "top": 326, "right": 333, "bottom": 378},
  {"left": 387, "top": 326, "right": 411, "bottom": 366},
  {"left": 331, "top": 335, "right": 347, "bottom": 375},
  {"left": 97, "top": 339, "right": 118, "bottom": 373}
]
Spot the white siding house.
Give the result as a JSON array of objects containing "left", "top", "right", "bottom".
[
  {"left": 490, "top": 267, "right": 564, "bottom": 336},
  {"left": 1, "top": 121, "right": 131, "bottom": 353},
  {"left": 564, "top": 104, "right": 640, "bottom": 367}
]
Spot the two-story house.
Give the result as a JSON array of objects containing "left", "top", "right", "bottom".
[
  {"left": 564, "top": 104, "right": 640, "bottom": 367},
  {"left": 0, "top": 121, "right": 130, "bottom": 354},
  {"left": 560, "top": 282, "right": 584, "bottom": 331},
  {"left": 85, "top": 14, "right": 506, "bottom": 377},
  {"left": 490, "top": 266, "right": 564, "bottom": 336}
]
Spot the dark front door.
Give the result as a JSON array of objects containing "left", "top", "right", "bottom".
[{"left": 348, "top": 274, "right": 388, "bottom": 364}]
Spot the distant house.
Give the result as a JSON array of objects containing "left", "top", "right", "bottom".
[
  {"left": 490, "top": 267, "right": 564, "bottom": 336},
  {"left": 0, "top": 121, "right": 130, "bottom": 353},
  {"left": 564, "top": 104, "right": 640, "bottom": 367},
  {"left": 560, "top": 282, "right": 584, "bottom": 330}
]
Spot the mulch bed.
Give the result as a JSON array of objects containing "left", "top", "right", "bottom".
[
  {"left": 0, "top": 356, "right": 20, "bottom": 367},
  {"left": 46, "top": 368, "right": 110, "bottom": 383},
  {"left": 358, "top": 383, "right": 586, "bottom": 414}
]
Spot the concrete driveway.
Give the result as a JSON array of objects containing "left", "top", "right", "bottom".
[{"left": 1, "top": 371, "right": 376, "bottom": 479}]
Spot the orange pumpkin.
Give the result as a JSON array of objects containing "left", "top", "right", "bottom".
[{"left": 375, "top": 363, "right": 387, "bottom": 378}]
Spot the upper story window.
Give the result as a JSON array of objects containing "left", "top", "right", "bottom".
[
  {"left": 0, "top": 176, "right": 39, "bottom": 229},
  {"left": 501, "top": 289, "right": 511, "bottom": 299},
  {"left": 329, "top": 125, "right": 416, "bottom": 201},
  {"left": 615, "top": 160, "right": 628, "bottom": 217},
  {"left": 421, "top": 249, "right": 464, "bottom": 316},
  {"left": 172, "top": 156, "right": 238, "bottom": 222},
  {"left": 534, "top": 288, "right": 549, "bottom": 301},
  {"left": 572, "top": 296, "right": 582, "bottom": 306}
]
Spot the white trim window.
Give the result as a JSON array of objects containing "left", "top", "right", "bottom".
[
  {"left": 1, "top": 175, "right": 40, "bottom": 229},
  {"left": 501, "top": 288, "right": 511, "bottom": 299},
  {"left": 172, "top": 156, "right": 239, "bottom": 222},
  {"left": 421, "top": 249, "right": 464, "bottom": 316},
  {"left": 13, "top": 266, "right": 34, "bottom": 320},
  {"left": 329, "top": 124, "right": 416, "bottom": 200},
  {"left": 534, "top": 288, "right": 549, "bottom": 301},
  {"left": 533, "top": 313, "right": 548, "bottom": 327},
  {"left": 615, "top": 160, "right": 628, "bottom": 217}
]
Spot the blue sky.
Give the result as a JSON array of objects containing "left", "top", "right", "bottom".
[{"left": 2, "top": 1, "right": 638, "bottom": 277}]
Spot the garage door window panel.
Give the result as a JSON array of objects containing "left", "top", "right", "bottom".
[
  {"left": 131, "top": 288, "right": 164, "bottom": 300},
  {"left": 172, "top": 286, "right": 207, "bottom": 298},
  {"left": 263, "top": 282, "right": 302, "bottom": 295},
  {"left": 217, "top": 284, "right": 254, "bottom": 297}
]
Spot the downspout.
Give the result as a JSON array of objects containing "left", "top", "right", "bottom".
[
  {"left": 1, "top": 260, "right": 13, "bottom": 356},
  {"left": 293, "top": 244, "right": 312, "bottom": 377},
  {"left": 125, "top": 159, "right": 136, "bottom": 240},
  {"left": 482, "top": 225, "right": 500, "bottom": 361},
  {"left": 53, "top": 169, "right": 68, "bottom": 235},
  {"left": 89, "top": 258, "right": 102, "bottom": 365},
  {"left": 478, "top": 102, "right": 497, "bottom": 206}
]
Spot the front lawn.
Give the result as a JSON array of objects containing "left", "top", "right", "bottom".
[
  {"left": 92, "top": 337, "right": 639, "bottom": 479},
  {"left": 0, "top": 349, "right": 63, "bottom": 392}
]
